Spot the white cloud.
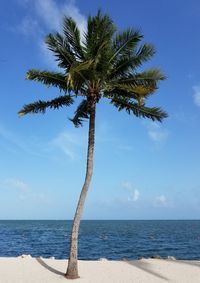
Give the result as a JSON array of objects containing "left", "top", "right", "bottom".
[
  {"left": 147, "top": 122, "right": 169, "bottom": 142},
  {"left": 50, "top": 121, "right": 126, "bottom": 161},
  {"left": 0, "top": 122, "right": 85, "bottom": 161},
  {"left": 193, "top": 85, "right": 200, "bottom": 107},
  {"left": 122, "top": 181, "right": 140, "bottom": 202},
  {"left": 154, "top": 195, "right": 168, "bottom": 207},
  {"left": 0, "top": 178, "right": 50, "bottom": 204},
  {"left": 129, "top": 189, "right": 140, "bottom": 202},
  {"left": 50, "top": 129, "right": 86, "bottom": 160},
  {"left": 34, "top": 0, "right": 86, "bottom": 35},
  {"left": 16, "top": 0, "right": 87, "bottom": 67},
  {"left": 17, "top": 16, "right": 41, "bottom": 36},
  {"left": 1, "top": 179, "right": 30, "bottom": 193},
  {"left": 62, "top": 1, "right": 87, "bottom": 36},
  {"left": 39, "top": 41, "right": 57, "bottom": 68},
  {"left": 34, "top": 0, "right": 62, "bottom": 31},
  {"left": 0, "top": 123, "right": 48, "bottom": 158}
]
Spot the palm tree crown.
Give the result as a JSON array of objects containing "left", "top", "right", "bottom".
[{"left": 18, "top": 10, "right": 167, "bottom": 123}]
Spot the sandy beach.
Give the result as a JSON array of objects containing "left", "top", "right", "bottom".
[{"left": 0, "top": 257, "right": 200, "bottom": 283}]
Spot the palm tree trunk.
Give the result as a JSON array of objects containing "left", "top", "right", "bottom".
[{"left": 65, "top": 101, "right": 96, "bottom": 279}]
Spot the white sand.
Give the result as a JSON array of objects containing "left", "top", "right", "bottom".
[{"left": 0, "top": 257, "right": 200, "bottom": 283}]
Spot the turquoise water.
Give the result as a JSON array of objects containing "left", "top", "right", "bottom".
[{"left": 0, "top": 220, "right": 200, "bottom": 260}]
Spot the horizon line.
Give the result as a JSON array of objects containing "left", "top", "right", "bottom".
[{"left": 0, "top": 219, "right": 200, "bottom": 221}]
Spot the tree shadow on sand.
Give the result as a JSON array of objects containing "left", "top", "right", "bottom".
[
  {"left": 124, "top": 260, "right": 169, "bottom": 281},
  {"left": 166, "top": 259, "right": 200, "bottom": 268},
  {"left": 36, "top": 258, "right": 65, "bottom": 276}
]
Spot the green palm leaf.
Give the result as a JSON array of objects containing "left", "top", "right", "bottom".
[
  {"left": 110, "top": 29, "right": 142, "bottom": 62},
  {"left": 26, "top": 70, "right": 69, "bottom": 92},
  {"left": 70, "top": 99, "right": 90, "bottom": 127},
  {"left": 111, "top": 97, "right": 168, "bottom": 122},
  {"left": 18, "top": 95, "right": 74, "bottom": 116},
  {"left": 63, "top": 17, "right": 85, "bottom": 60},
  {"left": 108, "top": 45, "right": 155, "bottom": 79},
  {"left": 45, "top": 33, "right": 76, "bottom": 70},
  {"left": 134, "top": 69, "right": 166, "bottom": 82},
  {"left": 85, "top": 10, "right": 116, "bottom": 59},
  {"left": 110, "top": 69, "right": 165, "bottom": 88},
  {"left": 134, "top": 43, "right": 155, "bottom": 65}
]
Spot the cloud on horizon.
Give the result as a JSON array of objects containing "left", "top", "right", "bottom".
[
  {"left": 122, "top": 181, "right": 140, "bottom": 202},
  {"left": 0, "top": 178, "right": 50, "bottom": 205},
  {"left": 154, "top": 195, "right": 168, "bottom": 207}
]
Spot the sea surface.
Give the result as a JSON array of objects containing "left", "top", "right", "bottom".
[{"left": 0, "top": 220, "right": 200, "bottom": 260}]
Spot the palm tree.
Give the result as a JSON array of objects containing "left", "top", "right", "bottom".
[{"left": 18, "top": 10, "right": 167, "bottom": 279}]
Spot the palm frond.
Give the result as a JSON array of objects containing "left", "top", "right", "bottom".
[
  {"left": 108, "top": 56, "right": 134, "bottom": 79},
  {"left": 70, "top": 99, "right": 90, "bottom": 127},
  {"left": 134, "top": 43, "right": 155, "bottom": 65},
  {"left": 104, "top": 86, "right": 155, "bottom": 104},
  {"left": 85, "top": 10, "right": 116, "bottom": 59},
  {"left": 108, "top": 44, "right": 155, "bottom": 79},
  {"left": 104, "top": 88, "right": 135, "bottom": 100},
  {"left": 66, "top": 60, "right": 94, "bottom": 92},
  {"left": 110, "top": 68, "right": 165, "bottom": 88},
  {"left": 19, "top": 10, "right": 167, "bottom": 126},
  {"left": 110, "top": 29, "right": 142, "bottom": 63},
  {"left": 106, "top": 68, "right": 165, "bottom": 102},
  {"left": 18, "top": 95, "right": 74, "bottom": 116},
  {"left": 111, "top": 97, "right": 168, "bottom": 122},
  {"left": 111, "top": 83, "right": 155, "bottom": 95},
  {"left": 134, "top": 69, "right": 166, "bottom": 81},
  {"left": 63, "top": 16, "right": 85, "bottom": 60},
  {"left": 26, "top": 70, "right": 69, "bottom": 92},
  {"left": 45, "top": 33, "right": 76, "bottom": 70}
]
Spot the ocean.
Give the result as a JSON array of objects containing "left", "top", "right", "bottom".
[{"left": 0, "top": 220, "right": 199, "bottom": 260}]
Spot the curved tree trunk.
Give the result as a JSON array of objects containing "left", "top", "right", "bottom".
[{"left": 65, "top": 101, "right": 96, "bottom": 279}]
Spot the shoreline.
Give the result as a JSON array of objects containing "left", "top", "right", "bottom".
[{"left": 0, "top": 256, "right": 200, "bottom": 282}]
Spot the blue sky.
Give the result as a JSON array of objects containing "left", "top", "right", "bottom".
[{"left": 0, "top": 0, "right": 200, "bottom": 219}]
